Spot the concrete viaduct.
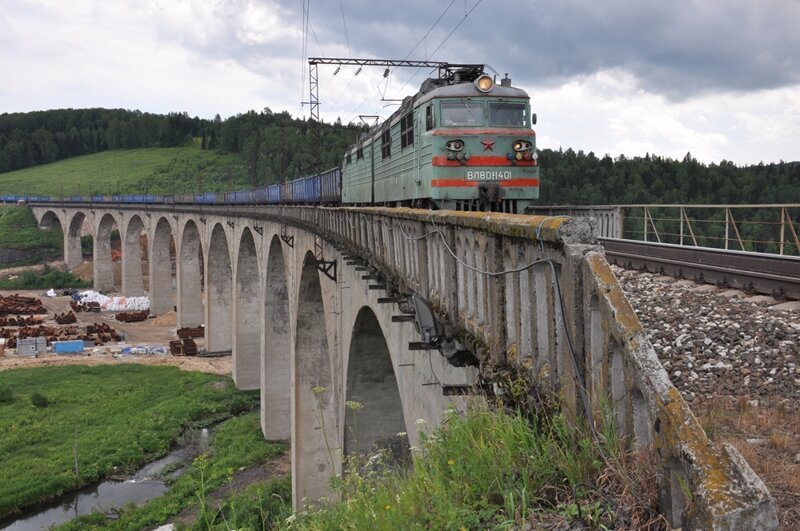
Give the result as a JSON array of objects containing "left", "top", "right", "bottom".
[{"left": 31, "top": 203, "right": 777, "bottom": 529}]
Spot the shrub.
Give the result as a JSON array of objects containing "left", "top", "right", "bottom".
[
  {"left": 0, "top": 387, "right": 14, "bottom": 404},
  {"left": 31, "top": 392, "right": 49, "bottom": 408}
]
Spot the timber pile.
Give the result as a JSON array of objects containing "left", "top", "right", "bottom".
[
  {"left": 0, "top": 294, "right": 47, "bottom": 316},
  {"left": 115, "top": 310, "right": 149, "bottom": 323},
  {"left": 177, "top": 326, "right": 204, "bottom": 339}
]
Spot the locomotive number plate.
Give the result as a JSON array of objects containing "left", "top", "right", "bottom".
[{"left": 466, "top": 170, "right": 513, "bottom": 181}]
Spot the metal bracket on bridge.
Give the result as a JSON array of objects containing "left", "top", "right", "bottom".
[
  {"left": 199, "top": 217, "right": 206, "bottom": 225},
  {"left": 280, "top": 224, "right": 294, "bottom": 248},
  {"left": 226, "top": 221, "right": 235, "bottom": 229},
  {"left": 314, "top": 235, "right": 336, "bottom": 282},
  {"left": 253, "top": 225, "right": 263, "bottom": 235}
]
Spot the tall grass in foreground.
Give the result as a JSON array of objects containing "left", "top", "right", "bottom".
[{"left": 286, "top": 401, "right": 665, "bottom": 530}]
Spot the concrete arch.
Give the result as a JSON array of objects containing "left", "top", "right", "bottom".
[
  {"left": 149, "top": 217, "right": 175, "bottom": 315},
  {"left": 344, "top": 306, "right": 408, "bottom": 457},
  {"left": 122, "top": 214, "right": 146, "bottom": 296},
  {"left": 233, "top": 228, "right": 261, "bottom": 389},
  {"left": 178, "top": 219, "right": 204, "bottom": 328},
  {"left": 293, "top": 251, "right": 336, "bottom": 507},
  {"left": 262, "top": 235, "right": 291, "bottom": 440},
  {"left": 95, "top": 213, "right": 119, "bottom": 292},
  {"left": 206, "top": 223, "right": 232, "bottom": 353},
  {"left": 66, "top": 212, "right": 88, "bottom": 271},
  {"left": 38, "top": 209, "right": 65, "bottom": 263}
]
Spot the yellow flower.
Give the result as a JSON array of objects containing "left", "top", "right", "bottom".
[
  {"left": 384, "top": 504, "right": 392, "bottom": 510},
  {"left": 447, "top": 459, "right": 455, "bottom": 466}
]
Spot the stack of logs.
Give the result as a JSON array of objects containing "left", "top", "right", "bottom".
[
  {"left": 70, "top": 300, "right": 101, "bottom": 312},
  {"left": 169, "top": 338, "right": 197, "bottom": 356},
  {"left": 0, "top": 316, "right": 43, "bottom": 327}
]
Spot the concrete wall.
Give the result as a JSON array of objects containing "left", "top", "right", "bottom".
[{"left": 30, "top": 203, "right": 777, "bottom": 528}]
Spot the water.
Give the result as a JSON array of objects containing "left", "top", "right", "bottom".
[{"left": 0, "top": 428, "right": 210, "bottom": 531}]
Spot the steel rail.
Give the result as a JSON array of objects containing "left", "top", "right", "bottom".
[{"left": 600, "top": 237, "right": 800, "bottom": 300}]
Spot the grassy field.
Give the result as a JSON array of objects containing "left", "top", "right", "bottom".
[
  {"left": 0, "top": 145, "right": 248, "bottom": 196},
  {"left": 0, "top": 205, "right": 62, "bottom": 267},
  {"left": 0, "top": 364, "right": 258, "bottom": 519}
]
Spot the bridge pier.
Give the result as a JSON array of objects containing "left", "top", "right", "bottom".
[
  {"left": 233, "top": 228, "right": 261, "bottom": 389},
  {"left": 65, "top": 212, "right": 85, "bottom": 271},
  {"left": 93, "top": 213, "right": 117, "bottom": 292},
  {"left": 122, "top": 215, "right": 145, "bottom": 297},
  {"left": 149, "top": 218, "right": 174, "bottom": 315},
  {"left": 205, "top": 223, "right": 232, "bottom": 353},
  {"left": 177, "top": 220, "right": 204, "bottom": 328}
]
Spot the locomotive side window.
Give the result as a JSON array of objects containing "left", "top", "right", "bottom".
[
  {"left": 357, "top": 147, "right": 363, "bottom": 160},
  {"left": 346, "top": 152, "right": 352, "bottom": 164},
  {"left": 381, "top": 129, "right": 391, "bottom": 159},
  {"left": 441, "top": 101, "right": 484, "bottom": 126},
  {"left": 488, "top": 102, "right": 528, "bottom": 127},
  {"left": 400, "top": 112, "right": 414, "bottom": 149},
  {"left": 425, "top": 105, "right": 434, "bottom": 131}
]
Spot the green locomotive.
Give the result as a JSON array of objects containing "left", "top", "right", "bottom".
[{"left": 341, "top": 66, "right": 538, "bottom": 213}]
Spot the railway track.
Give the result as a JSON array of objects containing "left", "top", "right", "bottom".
[{"left": 600, "top": 238, "right": 800, "bottom": 300}]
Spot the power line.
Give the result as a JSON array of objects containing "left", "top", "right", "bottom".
[{"left": 339, "top": 0, "right": 352, "bottom": 57}]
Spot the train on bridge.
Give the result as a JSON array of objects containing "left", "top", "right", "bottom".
[{"left": 6, "top": 66, "right": 539, "bottom": 213}]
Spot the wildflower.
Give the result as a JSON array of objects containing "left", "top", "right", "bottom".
[
  {"left": 415, "top": 418, "right": 427, "bottom": 426},
  {"left": 346, "top": 400, "right": 363, "bottom": 411},
  {"left": 384, "top": 504, "right": 392, "bottom": 510},
  {"left": 447, "top": 459, "right": 455, "bottom": 465},
  {"left": 396, "top": 431, "right": 407, "bottom": 437}
]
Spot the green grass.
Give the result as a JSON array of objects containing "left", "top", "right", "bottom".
[
  {"left": 0, "top": 145, "right": 248, "bottom": 196},
  {"left": 283, "top": 402, "right": 664, "bottom": 530},
  {"left": 0, "top": 205, "right": 62, "bottom": 267},
  {"left": 0, "top": 364, "right": 258, "bottom": 519},
  {"left": 0, "top": 264, "right": 90, "bottom": 289},
  {"left": 56, "top": 412, "right": 288, "bottom": 530}
]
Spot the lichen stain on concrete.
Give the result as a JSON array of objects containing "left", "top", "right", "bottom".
[
  {"left": 657, "top": 387, "right": 750, "bottom": 514},
  {"left": 586, "top": 253, "right": 642, "bottom": 334}
]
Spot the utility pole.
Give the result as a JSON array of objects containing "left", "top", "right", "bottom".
[{"left": 305, "top": 57, "right": 489, "bottom": 175}]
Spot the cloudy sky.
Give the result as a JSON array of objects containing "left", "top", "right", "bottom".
[{"left": 1, "top": 0, "right": 799, "bottom": 164}]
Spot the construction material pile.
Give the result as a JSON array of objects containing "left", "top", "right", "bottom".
[
  {"left": 169, "top": 338, "right": 198, "bottom": 356},
  {"left": 75, "top": 291, "right": 150, "bottom": 312},
  {"left": 0, "top": 316, "right": 43, "bottom": 327},
  {"left": 54, "top": 311, "right": 77, "bottom": 324},
  {"left": 1, "top": 322, "right": 122, "bottom": 348},
  {"left": 115, "top": 310, "right": 149, "bottom": 323},
  {"left": 0, "top": 294, "right": 47, "bottom": 316},
  {"left": 177, "top": 326, "right": 204, "bottom": 339}
]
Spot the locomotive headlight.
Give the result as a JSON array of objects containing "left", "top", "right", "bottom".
[
  {"left": 445, "top": 140, "right": 464, "bottom": 152},
  {"left": 513, "top": 140, "right": 532, "bottom": 152},
  {"left": 475, "top": 75, "right": 493, "bottom": 92}
]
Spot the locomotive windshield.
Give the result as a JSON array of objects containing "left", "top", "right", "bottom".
[
  {"left": 441, "top": 101, "right": 484, "bottom": 126},
  {"left": 488, "top": 101, "right": 527, "bottom": 127}
]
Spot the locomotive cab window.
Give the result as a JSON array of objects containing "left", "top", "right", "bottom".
[
  {"left": 381, "top": 129, "right": 391, "bottom": 159},
  {"left": 488, "top": 101, "right": 528, "bottom": 127},
  {"left": 425, "top": 105, "right": 434, "bottom": 131},
  {"left": 441, "top": 101, "right": 484, "bottom": 126},
  {"left": 346, "top": 152, "right": 352, "bottom": 164},
  {"left": 400, "top": 113, "right": 414, "bottom": 149},
  {"left": 356, "top": 147, "right": 363, "bottom": 160}
]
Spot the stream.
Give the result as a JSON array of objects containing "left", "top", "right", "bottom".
[{"left": 0, "top": 428, "right": 211, "bottom": 531}]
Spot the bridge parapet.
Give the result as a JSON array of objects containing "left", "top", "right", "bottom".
[{"left": 272, "top": 205, "right": 777, "bottom": 529}]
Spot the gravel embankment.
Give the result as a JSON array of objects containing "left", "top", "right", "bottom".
[{"left": 614, "top": 267, "right": 800, "bottom": 402}]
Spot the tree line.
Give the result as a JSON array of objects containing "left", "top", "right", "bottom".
[
  {"left": 0, "top": 108, "right": 364, "bottom": 184},
  {"left": 2, "top": 108, "right": 798, "bottom": 205}
]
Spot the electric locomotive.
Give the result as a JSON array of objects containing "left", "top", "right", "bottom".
[{"left": 341, "top": 66, "right": 538, "bottom": 213}]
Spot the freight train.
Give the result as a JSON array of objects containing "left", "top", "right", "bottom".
[{"left": 5, "top": 67, "right": 539, "bottom": 212}]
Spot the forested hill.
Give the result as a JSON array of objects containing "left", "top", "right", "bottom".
[
  {"left": 537, "top": 149, "right": 800, "bottom": 205},
  {"left": 1, "top": 108, "right": 798, "bottom": 205},
  {"left": 0, "top": 108, "right": 363, "bottom": 184}
]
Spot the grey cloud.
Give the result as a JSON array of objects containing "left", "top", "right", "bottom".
[{"left": 274, "top": 0, "right": 800, "bottom": 100}]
